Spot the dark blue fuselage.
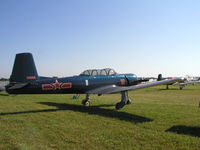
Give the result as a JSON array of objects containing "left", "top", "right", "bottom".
[{"left": 6, "top": 74, "right": 139, "bottom": 94}]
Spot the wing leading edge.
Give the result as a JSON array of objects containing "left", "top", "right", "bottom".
[{"left": 86, "top": 78, "right": 184, "bottom": 94}]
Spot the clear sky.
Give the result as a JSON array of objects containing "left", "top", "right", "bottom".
[{"left": 1, "top": 0, "right": 200, "bottom": 78}]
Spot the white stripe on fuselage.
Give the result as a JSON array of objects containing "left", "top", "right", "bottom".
[{"left": 85, "top": 80, "right": 89, "bottom": 86}]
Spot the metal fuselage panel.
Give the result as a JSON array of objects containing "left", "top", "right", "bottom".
[{"left": 6, "top": 74, "right": 138, "bottom": 94}]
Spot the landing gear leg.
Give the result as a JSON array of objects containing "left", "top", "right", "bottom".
[
  {"left": 166, "top": 85, "right": 169, "bottom": 90},
  {"left": 82, "top": 94, "right": 90, "bottom": 106},
  {"left": 116, "top": 91, "right": 131, "bottom": 110},
  {"left": 126, "top": 92, "right": 132, "bottom": 105}
]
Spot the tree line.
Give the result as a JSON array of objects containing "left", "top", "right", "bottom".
[{"left": 0, "top": 78, "right": 9, "bottom": 81}]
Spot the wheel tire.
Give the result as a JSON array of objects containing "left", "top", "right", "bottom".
[
  {"left": 84, "top": 101, "right": 90, "bottom": 106},
  {"left": 115, "top": 102, "right": 121, "bottom": 110},
  {"left": 81, "top": 99, "right": 86, "bottom": 105},
  {"left": 115, "top": 102, "right": 126, "bottom": 110},
  {"left": 82, "top": 100, "right": 90, "bottom": 106}
]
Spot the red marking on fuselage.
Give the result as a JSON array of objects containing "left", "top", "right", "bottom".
[
  {"left": 52, "top": 80, "right": 61, "bottom": 89},
  {"left": 41, "top": 80, "right": 72, "bottom": 91},
  {"left": 42, "top": 84, "right": 54, "bottom": 90},
  {"left": 120, "top": 79, "right": 126, "bottom": 85},
  {"left": 61, "top": 83, "right": 72, "bottom": 89},
  {"left": 168, "top": 77, "right": 177, "bottom": 79},
  {"left": 26, "top": 76, "right": 36, "bottom": 79}
]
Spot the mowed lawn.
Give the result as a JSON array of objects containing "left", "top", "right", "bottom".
[{"left": 0, "top": 85, "right": 200, "bottom": 150}]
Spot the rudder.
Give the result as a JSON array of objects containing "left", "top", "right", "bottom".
[
  {"left": 10, "top": 53, "right": 39, "bottom": 83},
  {"left": 157, "top": 74, "right": 162, "bottom": 81}
]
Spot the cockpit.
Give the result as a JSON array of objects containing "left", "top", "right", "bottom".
[{"left": 80, "top": 68, "right": 117, "bottom": 76}]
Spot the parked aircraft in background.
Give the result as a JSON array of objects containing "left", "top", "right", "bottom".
[
  {"left": 6, "top": 53, "right": 183, "bottom": 109},
  {"left": 157, "top": 74, "right": 200, "bottom": 90}
]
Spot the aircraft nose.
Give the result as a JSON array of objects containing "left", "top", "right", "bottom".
[{"left": 125, "top": 74, "right": 137, "bottom": 85}]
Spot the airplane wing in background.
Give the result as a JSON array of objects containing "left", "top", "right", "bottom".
[
  {"left": 173, "top": 80, "right": 200, "bottom": 86},
  {"left": 87, "top": 78, "right": 184, "bottom": 94},
  {"left": 0, "top": 86, "right": 5, "bottom": 91},
  {"left": 0, "top": 81, "right": 9, "bottom": 92}
]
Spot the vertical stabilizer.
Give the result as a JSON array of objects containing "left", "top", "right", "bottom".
[
  {"left": 157, "top": 74, "right": 162, "bottom": 81},
  {"left": 10, "top": 53, "right": 39, "bottom": 83}
]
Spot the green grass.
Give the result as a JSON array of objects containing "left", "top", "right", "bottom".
[{"left": 0, "top": 84, "right": 200, "bottom": 150}]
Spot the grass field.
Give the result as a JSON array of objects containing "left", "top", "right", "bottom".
[{"left": 0, "top": 85, "right": 200, "bottom": 150}]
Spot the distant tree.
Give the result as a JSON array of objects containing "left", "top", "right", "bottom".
[{"left": 0, "top": 78, "right": 9, "bottom": 81}]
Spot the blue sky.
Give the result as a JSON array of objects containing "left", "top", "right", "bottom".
[{"left": 1, "top": 0, "right": 200, "bottom": 78}]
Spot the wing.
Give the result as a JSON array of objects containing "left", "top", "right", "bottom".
[
  {"left": 0, "top": 86, "right": 5, "bottom": 91},
  {"left": 86, "top": 78, "right": 184, "bottom": 94}
]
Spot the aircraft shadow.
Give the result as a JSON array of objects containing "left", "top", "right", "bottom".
[
  {"left": 39, "top": 102, "right": 153, "bottom": 123},
  {"left": 0, "top": 102, "right": 153, "bottom": 124},
  {"left": 92, "top": 104, "right": 115, "bottom": 107},
  {"left": 166, "top": 125, "right": 200, "bottom": 138},
  {"left": 159, "top": 88, "right": 179, "bottom": 91}
]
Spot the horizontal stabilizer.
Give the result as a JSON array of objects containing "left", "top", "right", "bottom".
[{"left": 8, "top": 83, "right": 29, "bottom": 90}]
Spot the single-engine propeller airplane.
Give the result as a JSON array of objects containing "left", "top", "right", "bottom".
[
  {"left": 157, "top": 74, "right": 199, "bottom": 90},
  {"left": 6, "top": 53, "right": 184, "bottom": 109}
]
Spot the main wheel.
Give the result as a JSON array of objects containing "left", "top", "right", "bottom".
[
  {"left": 115, "top": 101, "right": 126, "bottom": 110},
  {"left": 82, "top": 99, "right": 90, "bottom": 106}
]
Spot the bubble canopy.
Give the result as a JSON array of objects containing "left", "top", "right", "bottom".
[{"left": 80, "top": 68, "right": 117, "bottom": 76}]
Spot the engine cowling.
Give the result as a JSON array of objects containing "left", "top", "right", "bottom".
[{"left": 124, "top": 74, "right": 138, "bottom": 86}]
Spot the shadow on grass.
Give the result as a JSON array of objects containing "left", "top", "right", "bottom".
[
  {"left": 166, "top": 125, "right": 200, "bottom": 138},
  {"left": 158, "top": 87, "right": 195, "bottom": 91},
  {"left": 158, "top": 88, "right": 180, "bottom": 91},
  {"left": 92, "top": 104, "right": 115, "bottom": 107},
  {"left": 0, "top": 102, "right": 153, "bottom": 124}
]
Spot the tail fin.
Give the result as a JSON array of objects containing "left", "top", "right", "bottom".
[
  {"left": 10, "top": 53, "right": 39, "bottom": 83},
  {"left": 157, "top": 74, "right": 162, "bottom": 81}
]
